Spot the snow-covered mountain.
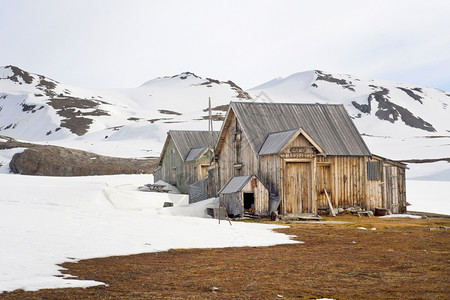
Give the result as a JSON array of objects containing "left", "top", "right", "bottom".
[
  {"left": 249, "top": 70, "right": 450, "bottom": 171},
  {"left": 249, "top": 70, "right": 449, "bottom": 137},
  {"left": 0, "top": 66, "right": 250, "bottom": 157},
  {"left": 1, "top": 66, "right": 449, "bottom": 179}
]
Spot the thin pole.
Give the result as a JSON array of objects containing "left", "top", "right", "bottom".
[{"left": 208, "top": 97, "right": 212, "bottom": 132}]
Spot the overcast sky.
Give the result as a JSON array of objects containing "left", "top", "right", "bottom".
[{"left": 1, "top": 0, "right": 449, "bottom": 91}]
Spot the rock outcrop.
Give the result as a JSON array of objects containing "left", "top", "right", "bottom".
[{"left": 2, "top": 136, "right": 158, "bottom": 176}]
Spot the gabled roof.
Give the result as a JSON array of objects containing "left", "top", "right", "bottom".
[
  {"left": 160, "top": 130, "right": 220, "bottom": 162},
  {"left": 219, "top": 175, "right": 253, "bottom": 194},
  {"left": 217, "top": 102, "right": 371, "bottom": 156},
  {"left": 259, "top": 127, "right": 324, "bottom": 156}
]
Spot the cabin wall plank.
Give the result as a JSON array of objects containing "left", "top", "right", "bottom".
[{"left": 217, "top": 114, "right": 258, "bottom": 189}]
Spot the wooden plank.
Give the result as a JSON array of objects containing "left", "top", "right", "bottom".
[{"left": 324, "top": 189, "right": 335, "bottom": 217}]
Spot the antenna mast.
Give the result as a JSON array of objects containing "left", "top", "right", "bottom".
[{"left": 208, "top": 97, "right": 213, "bottom": 132}]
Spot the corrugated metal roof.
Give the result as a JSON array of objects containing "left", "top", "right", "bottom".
[
  {"left": 230, "top": 102, "right": 371, "bottom": 156},
  {"left": 185, "top": 146, "right": 207, "bottom": 162},
  {"left": 258, "top": 129, "right": 298, "bottom": 155},
  {"left": 169, "top": 130, "right": 220, "bottom": 161},
  {"left": 219, "top": 175, "right": 253, "bottom": 194}
]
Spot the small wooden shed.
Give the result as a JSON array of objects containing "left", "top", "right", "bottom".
[
  {"left": 154, "top": 130, "right": 219, "bottom": 193},
  {"left": 219, "top": 175, "right": 269, "bottom": 217}
]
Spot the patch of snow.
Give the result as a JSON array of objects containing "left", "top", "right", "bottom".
[
  {"left": 103, "top": 183, "right": 188, "bottom": 211},
  {"left": 407, "top": 161, "right": 450, "bottom": 181},
  {"left": 0, "top": 67, "right": 14, "bottom": 79},
  {"left": 0, "top": 147, "right": 26, "bottom": 174},
  {"left": 379, "top": 214, "right": 422, "bottom": 219},
  {"left": 406, "top": 180, "right": 450, "bottom": 215},
  {"left": 357, "top": 227, "right": 376, "bottom": 231},
  {"left": 158, "top": 197, "right": 218, "bottom": 218},
  {"left": 0, "top": 174, "right": 298, "bottom": 293}
]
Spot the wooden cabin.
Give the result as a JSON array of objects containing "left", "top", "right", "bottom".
[
  {"left": 219, "top": 175, "right": 269, "bottom": 217},
  {"left": 154, "top": 130, "right": 219, "bottom": 193},
  {"left": 212, "top": 102, "right": 407, "bottom": 217}
]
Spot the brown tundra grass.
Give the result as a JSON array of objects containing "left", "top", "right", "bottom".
[{"left": 2, "top": 215, "right": 449, "bottom": 299}]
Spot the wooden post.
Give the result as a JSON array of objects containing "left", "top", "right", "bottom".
[
  {"left": 218, "top": 201, "right": 232, "bottom": 226},
  {"left": 324, "top": 189, "right": 336, "bottom": 217}
]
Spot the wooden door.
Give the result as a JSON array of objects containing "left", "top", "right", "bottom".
[
  {"left": 382, "top": 165, "right": 399, "bottom": 213},
  {"left": 285, "top": 163, "right": 311, "bottom": 214},
  {"left": 317, "top": 165, "right": 331, "bottom": 209},
  {"left": 391, "top": 169, "right": 399, "bottom": 213},
  {"left": 388, "top": 166, "right": 399, "bottom": 213},
  {"left": 198, "top": 164, "right": 209, "bottom": 180}
]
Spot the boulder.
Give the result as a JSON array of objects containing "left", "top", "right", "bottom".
[{"left": 9, "top": 145, "right": 158, "bottom": 176}]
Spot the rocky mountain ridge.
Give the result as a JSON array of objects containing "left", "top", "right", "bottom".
[{"left": 250, "top": 70, "right": 449, "bottom": 137}]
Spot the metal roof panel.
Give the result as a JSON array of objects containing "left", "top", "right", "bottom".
[
  {"left": 258, "top": 129, "right": 298, "bottom": 155},
  {"left": 169, "top": 130, "right": 220, "bottom": 161},
  {"left": 185, "top": 147, "right": 208, "bottom": 162},
  {"left": 219, "top": 175, "right": 253, "bottom": 194},
  {"left": 230, "top": 102, "right": 371, "bottom": 156}
]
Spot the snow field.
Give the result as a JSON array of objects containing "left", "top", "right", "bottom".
[
  {"left": 406, "top": 180, "right": 450, "bottom": 215},
  {"left": 0, "top": 174, "right": 298, "bottom": 293}
]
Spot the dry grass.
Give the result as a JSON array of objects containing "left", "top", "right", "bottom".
[{"left": 2, "top": 216, "right": 449, "bottom": 299}]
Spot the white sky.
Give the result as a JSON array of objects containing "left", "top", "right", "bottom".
[{"left": 1, "top": 0, "right": 449, "bottom": 91}]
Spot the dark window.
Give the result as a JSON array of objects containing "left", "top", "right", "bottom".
[{"left": 367, "top": 161, "right": 382, "bottom": 180}]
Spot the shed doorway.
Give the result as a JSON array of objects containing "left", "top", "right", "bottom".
[
  {"left": 244, "top": 192, "right": 255, "bottom": 213},
  {"left": 285, "top": 162, "right": 312, "bottom": 214}
]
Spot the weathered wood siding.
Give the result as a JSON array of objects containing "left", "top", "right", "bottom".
[
  {"left": 316, "top": 162, "right": 332, "bottom": 210},
  {"left": 316, "top": 156, "right": 406, "bottom": 212},
  {"left": 159, "top": 137, "right": 185, "bottom": 187},
  {"left": 327, "top": 156, "right": 367, "bottom": 209},
  {"left": 365, "top": 158, "right": 382, "bottom": 211},
  {"left": 365, "top": 157, "right": 407, "bottom": 213},
  {"left": 217, "top": 112, "right": 258, "bottom": 188},
  {"left": 258, "top": 154, "right": 280, "bottom": 197},
  {"left": 207, "top": 164, "right": 219, "bottom": 198},
  {"left": 196, "top": 150, "right": 213, "bottom": 180},
  {"left": 395, "top": 166, "right": 407, "bottom": 213}
]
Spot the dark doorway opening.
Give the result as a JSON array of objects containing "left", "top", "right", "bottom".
[{"left": 244, "top": 193, "right": 255, "bottom": 213}]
